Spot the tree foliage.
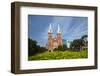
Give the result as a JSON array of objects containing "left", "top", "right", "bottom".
[
  {"left": 70, "top": 39, "right": 84, "bottom": 51},
  {"left": 81, "top": 35, "right": 88, "bottom": 49},
  {"left": 28, "top": 38, "right": 47, "bottom": 56},
  {"left": 54, "top": 45, "right": 67, "bottom": 51},
  {"left": 70, "top": 35, "right": 88, "bottom": 51},
  {"left": 81, "top": 35, "right": 88, "bottom": 40}
]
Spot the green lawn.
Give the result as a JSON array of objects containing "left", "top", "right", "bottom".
[{"left": 28, "top": 50, "right": 88, "bottom": 60}]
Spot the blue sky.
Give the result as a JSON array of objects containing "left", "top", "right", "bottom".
[{"left": 28, "top": 15, "right": 88, "bottom": 46}]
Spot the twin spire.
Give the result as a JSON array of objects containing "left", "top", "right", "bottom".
[
  {"left": 48, "top": 24, "right": 61, "bottom": 33},
  {"left": 48, "top": 24, "right": 52, "bottom": 33}
]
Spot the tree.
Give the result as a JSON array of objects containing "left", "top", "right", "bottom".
[
  {"left": 28, "top": 38, "right": 47, "bottom": 56},
  {"left": 53, "top": 45, "right": 67, "bottom": 51},
  {"left": 63, "top": 44, "right": 68, "bottom": 49},
  {"left": 81, "top": 35, "right": 88, "bottom": 40},
  {"left": 70, "top": 39, "right": 84, "bottom": 51},
  {"left": 28, "top": 38, "right": 38, "bottom": 56},
  {"left": 58, "top": 46, "right": 65, "bottom": 51},
  {"left": 81, "top": 35, "right": 88, "bottom": 50}
]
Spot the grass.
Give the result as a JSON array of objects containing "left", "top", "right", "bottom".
[{"left": 28, "top": 50, "right": 88, "bottom": 61}]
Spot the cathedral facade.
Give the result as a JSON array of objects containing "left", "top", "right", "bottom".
[{"left": 47, "top": 24, "right": 62, "bottom": 52}]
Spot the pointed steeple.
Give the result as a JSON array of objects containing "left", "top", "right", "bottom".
[
  {"left": 57, "top": 24, "right": 61, "bottom": 33},
  {"left": 48, "top": 23, "right": 52, "bottom": 33}
]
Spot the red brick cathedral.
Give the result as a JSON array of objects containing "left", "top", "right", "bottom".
[{"left": 47, "top": 24, "right": 62, "bottom": 52}]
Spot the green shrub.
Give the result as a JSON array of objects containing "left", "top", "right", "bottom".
[{"left": 28, "top": 50, "right": 88, "bottom": 60}]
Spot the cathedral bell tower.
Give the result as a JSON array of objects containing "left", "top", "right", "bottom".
[
  {"left": 48, "top": 24, "right": 53, "bottom": 51},
  {"left": 57, "top": 24, "right": 62, "bottom": 47},
  {"left": 47, "top": 24, "right": 62, "bottom": 52}
]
